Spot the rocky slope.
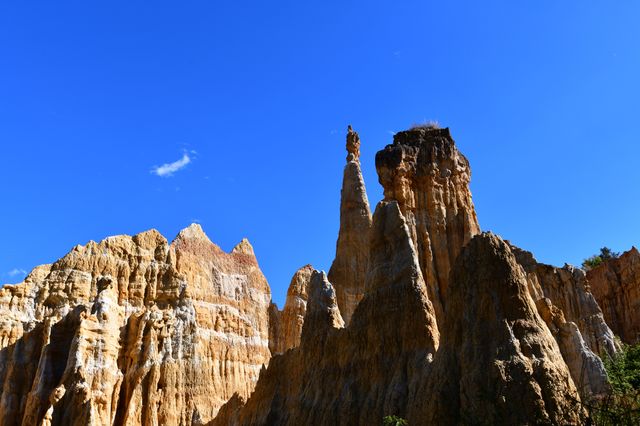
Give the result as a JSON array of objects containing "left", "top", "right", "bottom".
[
  {"left": 0, "top": 224, "right": 272, "bottom": 425},
  {"left": 588, "top": 247, "right": 640, "bottom": 344}
]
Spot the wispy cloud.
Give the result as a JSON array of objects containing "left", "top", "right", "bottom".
[
  {"left": 7, "top": 268, "right": 27, "bottom": 277},
  {"left": 152, "top": 152, "right": 192, "bottom": 177}
]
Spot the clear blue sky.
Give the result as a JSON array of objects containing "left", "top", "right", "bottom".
[{"left": 1, "top": 2, "right": 639, "bottom": 307}]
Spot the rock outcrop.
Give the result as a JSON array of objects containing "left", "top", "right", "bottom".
[
  {"left": 213, "top": 201, "right": 439, "bottom": 425},
  {"left": 512, "top": 247, "right": 617, "bottom": 357},
  {"left": 510, "top": 246, "right": 614, "bottom": 396},
  {"left": 268, "top": 265, "right": 314, "bottom": 355},
  {"left": 375, "top": 127, "right": 480, "bottom": 325},
  {"left": 0, "top": 224, "right": 273, "bottom": 425},
  {"left": 588, "top": 247, "right": 640, "bottom": 344},
  {"left": 213, "top": 217, "right": 590, "bottom": 425},
  {"left": 418, "top": 233, "right": 584, "bottom": 424},
  {"left": 327, "top": 126, "right": 372, "bottom": 325},
  {"left": 2, "top": 124, "right": 628, "bottom": 425}
]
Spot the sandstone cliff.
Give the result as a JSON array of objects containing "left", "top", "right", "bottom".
[
  {"left": 327, "top": 126, "right": 372, "bottom": 325},
  {"left": 0, "top": 224, "right": 272, "bottom": 425},
  {"left": 375, "top": 127, "right": 480, "bottom": 325},
  {"left": 588, "top": 247, "right": 640, "bottom": 344}
]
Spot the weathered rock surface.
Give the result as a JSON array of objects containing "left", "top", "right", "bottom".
[
  {"left": 510, "top": 246, "right": 614, "bottom": 397},
  {"left": 213, "top": 201, "right": 439, "bottom": 425},
  {"left": 513, "top": 246, "right": 617, "bottom": 357},
  {"left": 327, "top": 126, "right": 372, "bottom": 325},
  {"left": 375, "top": 127, "right": 480, "bottom": 325},
  {"left": 0, "top": 224, "right": 272, "bottom": 425},
  {"left": 418, "top": 233, "right": 585, "bottom": 425},
  {"left": 588, "top": 247, "right": 640, "bottom": 344},
  {"left": 2, "top": 124, "right": 628, "bottom": 425},
  {"left": 267, "top": 265, "right": 313, "bottom": 355}
]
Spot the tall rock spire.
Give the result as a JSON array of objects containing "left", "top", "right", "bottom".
[
  {"left": 327, "top": 125, "right": 373, "bottom": 324},
  {"left": 375, "top": 127, "right": 480, "bottom": 324}
]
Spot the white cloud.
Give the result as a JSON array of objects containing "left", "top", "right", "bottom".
[
  {"left": 152, "top": 152, "right": 192, "bottom": 177},
  {"left": 8, "top": 268, "right": 27, "bottom": 277}
]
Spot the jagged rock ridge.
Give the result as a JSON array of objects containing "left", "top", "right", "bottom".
[
  {"left": 1, "top": 125, "right": 629, "bottom": 425},
  {"left": 0, "top": 224, "right": 272, "bottom": 425},
  {"left": 210, "top": 127, "right": 606, "bottom": 425},
  {"left": 212, "top": 201, "right": 439, "bottom": 425}
]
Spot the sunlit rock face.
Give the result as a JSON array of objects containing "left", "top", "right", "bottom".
[
  {"left": 588, "top": 247, "right": 640, "bottom": 344},
  {"left": 268, "top": 265, "right": 314, "bottom": 355},
  {"left": 510, "top": 245, "right": 615, "bottom": 397},
  {"left": 375, "top": 127, "right": 481, "bottom": 325},
  {"left": 0, "top": 224, "right": 272, "bottom": 425}
]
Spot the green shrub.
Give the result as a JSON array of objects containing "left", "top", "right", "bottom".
[
  {"left": 582, "top": 247, "right": 621, "bottom": 270},
  {"left": 382, "top": 415, "right": 408, "bottom": 426},
  {"left": 584, "top": 343, "right": 640, "bottom": 425}
]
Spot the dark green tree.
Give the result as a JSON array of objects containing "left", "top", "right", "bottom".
[{"left": 582, "top": 247, "right": 620, "bottom": 270}]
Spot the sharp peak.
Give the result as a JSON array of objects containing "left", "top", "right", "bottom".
[
  {"left": 231, "top": 238, "right": 255, "bottom": 256},
  {"left": 174, "top": 223, "right": 213, "bottom": 244},
  {"left": 346, "top": 124, "right": 361, "bottom": 162}
]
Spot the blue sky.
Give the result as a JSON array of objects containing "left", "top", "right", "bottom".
[{"left": 1, "top": 2, "right": 639, "bottom": 307}]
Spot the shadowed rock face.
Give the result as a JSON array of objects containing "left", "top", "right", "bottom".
[
  {"left": 328, "top": 126, "right": 372, "bottom": 325},
  {"left": 212, "top": 219, "right": 589, "bottom": 426},
  {"left": 0, "top": 224, "right": 272, "bottom": 425},
  {"left": 588, "top": 247, "right": 640, "bottom": 344},
  {"left": 212, "top": 201, "right": 439, "bottom": 426},
  {"left": 417, "top": 233, "right": 584, "bottom": 425},
  {"left": 375, "top": 127, "right": 480, "bottom": 325}
]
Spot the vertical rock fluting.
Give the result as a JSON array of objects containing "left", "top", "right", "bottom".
[
  {"left": 375, "top": 127, "right": 480, "bottom": 324},
  {"left": 214, "top": 201, "right": 439, "bottom": 425},
  {"left": 417, "top": 233, "right": 585, "bottom": 425},
  {"left": 510, "top": 246, "right": 615, "bottom": 397},
  {"left": 279, "top": 265, "right": 313, "bottom": 353},
  {"left": 267, "top": 265, "right": 314, "bottom": 355},
  {"left": 588, "top": 247, "right": 640, "bottom": 344},
  {"left": 327, "top": 126, "right": 372, "bottom": 325},
  {"left": 0, "top": 224, "right": 273, "bottom": 425}
]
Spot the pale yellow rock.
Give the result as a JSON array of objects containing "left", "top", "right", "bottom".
[
  {"left": 0, "top": 224, "right": 272, "bottom": 425},
  {"left": 269, "top": 265, "right": 314, "bottom": 355}
]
